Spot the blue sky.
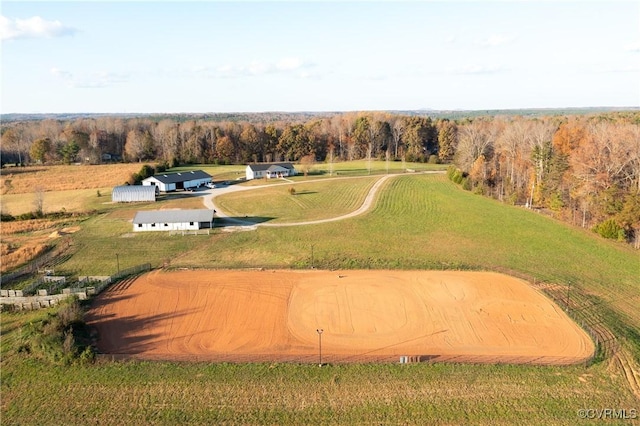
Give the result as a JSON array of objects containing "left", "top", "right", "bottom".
[{"left": 1, "top": 1, "right": 639, "bottom": 113}]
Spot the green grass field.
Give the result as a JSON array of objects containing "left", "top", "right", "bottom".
[
  {"left": 215, "top": 176, "right": 378, "bottom": 223},
  {"left": 1, "top": 162, "right": 639, "bottom": 424}
]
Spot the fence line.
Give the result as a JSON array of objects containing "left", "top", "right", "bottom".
[
  {"left": 0, "top": 263, "right": 151, "bottom": 311},
  {"left": 491, "top": 266, "right": 619, "bottom": 365},
  {"left": 97, "top": 351, "right": 595, "bottom": 367},
  {"left": 3, "top": 263, "right": 619, "bottom": 366},
  {"left": 0, "top": 238, "right": 72, "bottom": 286}
]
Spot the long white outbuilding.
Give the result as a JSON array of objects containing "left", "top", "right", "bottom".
[
  {"left": 132, "top": 209, "right": 215, "bottom": 232},
  {"left": 142, "top": 170, "right": 212, "bottom": 192}
]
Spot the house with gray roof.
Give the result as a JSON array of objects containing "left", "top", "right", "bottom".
[
  {"left": 246, "top": 163, "right": 296, "bottom": 180},
  {"left": 132, "top": 209, "right": 215, "bottom": 232},
  {"left": 142, "top": 170, "right": 212, "bottom": 192}
]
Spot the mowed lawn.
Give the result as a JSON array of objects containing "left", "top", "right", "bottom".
[{"left": 215, "top": 176, "right": 378, "bottom": 223}]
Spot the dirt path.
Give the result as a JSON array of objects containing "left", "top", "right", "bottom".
[
  {"left": 202, "top": 172, "right": 443, "bottom": 229},
  {"left": 87, "top": 269, "right": 595, "bottom": 365}
]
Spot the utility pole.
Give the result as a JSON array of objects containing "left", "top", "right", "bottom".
[
  {"left": 116, "top": 253, "right": 120, "bottom": 274},
  {"left": 311, "top": 244, "right": 315, "bottom": 269},
  {"left": 316, "top": 328, "right": 323, "bottom": 366}
]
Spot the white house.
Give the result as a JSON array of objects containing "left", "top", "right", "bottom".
[
  {"left": 142, "top": 170, "right": 212, "bottom": 192},
  {"left": 112, "top": 185, "right": 157, "bottom": 203},
  {"left": 246, "top": 163, "right": 296, "bottom": 180},
  {"left": 132, "top": 209, "right": 215, "bottom": 232}
]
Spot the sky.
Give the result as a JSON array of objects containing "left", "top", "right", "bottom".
[{"left": 1, "top": 1, "right": 639, "bottom": 113}]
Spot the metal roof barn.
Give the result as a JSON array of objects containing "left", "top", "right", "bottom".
[
  {"left": 112, "top": 185, "right": 157, "bottom": 203},
  {"left": 142, "top": 170, "right": 212, "bottom": 192},
  {"left": 132, "top": 209, "right": 215, "bottom": 232}
]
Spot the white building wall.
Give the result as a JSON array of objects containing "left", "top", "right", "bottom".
[
  {"left": 246, "top": 166, "right": 255, "bottom": 180},
  {"left": 133, "top": 221, "right": 201, "bottom": 232}
]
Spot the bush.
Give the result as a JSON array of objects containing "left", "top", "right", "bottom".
[
  {"left": 593, "top": 219, "right": 626, "bottom": 241},
  {"left": 428, "top": 155, "right": 439, "bottom": 164},
  {"left": 19, "top": 297, "right": 95, "bottom": 365},
  {"left": 447, "top": 165, "right": 457, "bottom": 180},
  {"left": 1, "top": 212, "right": 15, "bottom": 222},
  {"left": 156, "top": 161, "right": 169, "bottom": 173},
  {"left": 130, "top": 164, "right": 157, "bottom": 185},
  {"left": 289, "top": 187, "right": 297, "bottom": 195},
  {"left": 461, "top": 177, "right": 472, "bottom": 191}
]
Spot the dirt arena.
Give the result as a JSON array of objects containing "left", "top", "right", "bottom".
[{"left": 87, "top": 270, "right": 595, "bottom": 365}]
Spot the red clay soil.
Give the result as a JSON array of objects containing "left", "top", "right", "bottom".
[{"left": 86, "top": 270, "right": 595, "bottom": 365}]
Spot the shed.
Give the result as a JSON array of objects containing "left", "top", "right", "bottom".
[
  {"left": 112, "top": 185, "right": 157, "bottom": 203},
  {"left": 246, "top": 163, "right": 296, "bottom": 180},
  {"left": 142, "top": 170, "right": 212, "bottom": 192},
  {"left": 133, "top": 209, "right": 215, "bottom": 232}
]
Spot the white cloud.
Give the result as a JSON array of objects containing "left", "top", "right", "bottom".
[
  {"left": 624, "top": 41, "right": 640, "bottom": 52},
  {"left": 476, "top": 34, "right": 515, "bottom": 47},
  {"left": 593, "top": 64, "right": 640, "bottom": 73},
  {"left": 1, "top": 15, "right": 77, "bottom": 41},
  {"left": 276, "top": 57, "right": 304, "bottom": 71},
  {"left": 449, "top": 64, "right": 503, "bottom": 75},
  {"left": 50, "top": 67, "right": 129, "bottom": 88},
  {"left": 215, "top": 57, "right": 313, "bottom": 78},
  {"left": 50, "top": 67, "right": 73, "bottom": 80}
]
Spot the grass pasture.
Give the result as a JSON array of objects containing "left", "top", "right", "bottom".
[
  {"left": 1, "top": 162, "right": 639, "bottom": 424},
  {"left": 215, "top": 176, "right": 378, "bottom": 223},
  {"left": 1, "top": 340, "right": 637, "bottom": 425}
]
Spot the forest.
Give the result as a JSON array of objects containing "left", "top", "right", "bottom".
[{"left": 1, "top": 110, "right": 639, "bottom": 248}]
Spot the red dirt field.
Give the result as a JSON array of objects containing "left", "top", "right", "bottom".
[{"left": 86, "top": 270, "right": 595, "bottom": 365}]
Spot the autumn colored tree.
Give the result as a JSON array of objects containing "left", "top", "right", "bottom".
[
  {"left": 436, "top": 119, "right": 457, "bottom": 163},
  {"left": 403, "top": 116, "right": 437, "bottom": 162},
  {"left": 215, "top": 135, "right": 234, "bottom": 164},
  {"left": 29, "top": 138, "right": 52, "bottom": 164}
]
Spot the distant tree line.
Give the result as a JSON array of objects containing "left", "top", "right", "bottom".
[{"left": 1, "top": 111, "right": 638, "bottom": 247}]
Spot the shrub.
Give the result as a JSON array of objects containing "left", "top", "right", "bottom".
[
  {"left": 289, "top": 187, "right": 297, "bottom": 195},
  {"left": 130, "top": 164, "right": 156, "bottom": 185},
  {"left": 461, "top": 177, "right": 472, "bottom": 191},
  {"left": 156, "top": 161, "right": 169, "bottom": 173},
  {"left": 19, "top": 297, "right": 95, "bottom": 365},
  {"left": 1, "top": 212, "right": 15, "bottom": 222},
  {"left": 593, "top": 219, "right": 626, "bottom": 241}
]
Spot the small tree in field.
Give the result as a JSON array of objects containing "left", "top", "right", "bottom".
[
  {"left": 289, "top": 187, "right": 296, "bottom": 195},
  {"left": 33, "top": 186, "right": 44, "bottom": 217}
]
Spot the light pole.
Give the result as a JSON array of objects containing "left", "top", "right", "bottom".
[
  {"left": 316, "top": 328, "right": 323, "bottom": 366},
  {"left": 116, "top": 253, "right": 120, "bottom": 274}
]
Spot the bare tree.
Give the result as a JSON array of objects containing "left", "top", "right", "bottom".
[{"left": 33, "top": 186, "right": 44, "bottom": 216}]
